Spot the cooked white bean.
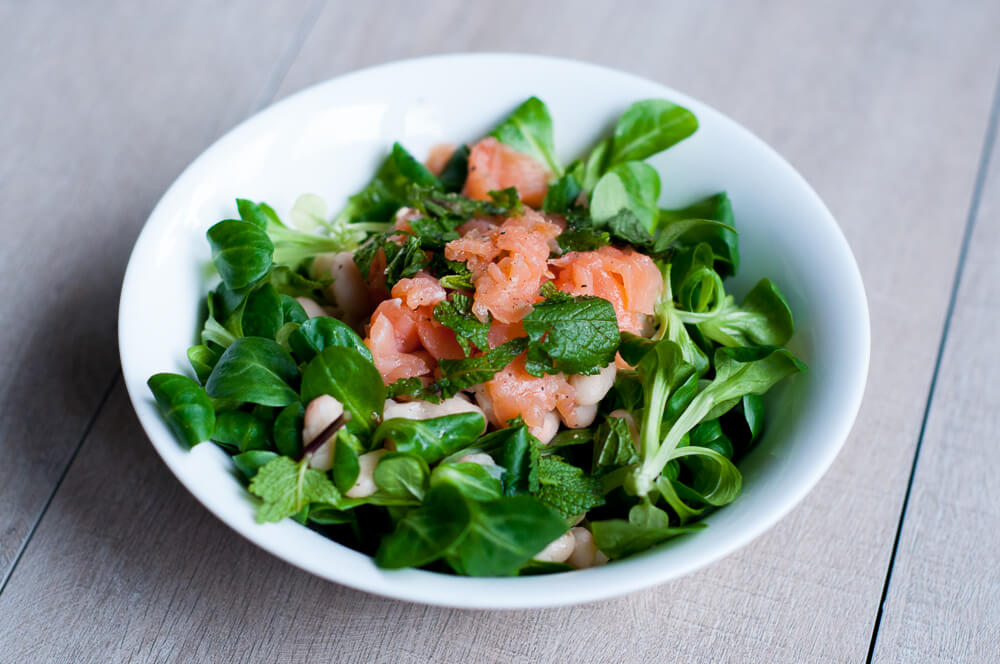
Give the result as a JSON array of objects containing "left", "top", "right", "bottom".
[
  {"left": 381, "top": 399, "right": 426, "bottom": 421},
  {"left": 382, "top": 396, "right": 487, "bottom": 433},
  {"left": 569, "top": 364, "right": 617, "bottom": 406},
  {"left": 311, "top": 251, "right": 369, "bottom": 323},
  {"left": 295, "top": 296, "right": 329, "bottom": 319},
  {"left": 560, "top": 403, "right": 598, "bottom": 429},
  {"left": 456, "top": 452, "right": 496, "bottom": 467},
  {"left": 303, "top": 395, "right": 344, "bottom": 470},
  {"left": 309, "top": 443, "right": 335, "bottom": 472},
  {"left": 534, "top": 531, "right": 575, "bottom": 563},
  {"left": 394, "top": 206, "right": 421, "bottom": 223},
  {"left": 530, "top": 410, "right": 560, "bottom": 445},
  {"left": 472, "top": 387, "right": 499, "bottom": 427},
  {"left": 567, "top": 527, "right": 609, "bottom": 569},
  {"left": 345, "top": 449, "right": 388, "bottom": 498}
]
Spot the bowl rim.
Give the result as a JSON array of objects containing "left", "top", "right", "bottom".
[{"left": 119, "top": 52, "right": 870, "bottom": 609}]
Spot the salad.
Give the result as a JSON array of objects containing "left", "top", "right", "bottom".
[{"left": 148, "top": 97, "right": 805, "bottom": 576}]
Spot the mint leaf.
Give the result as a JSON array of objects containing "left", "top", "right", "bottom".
[
  {"left": 386, "top": 377, "right": 424, "bottom": 399},
  {"left": 354, "top": 232, "right": 430, "bottom": 288},
  {"left": 433, "top": 294, "right": 491, "bottom": 356},
  {"left": 557, "top": 228, "right": 611, "bottom": 253},
  {"left": 408, "top": 187, "right": 513, "bottom": 221},
  {"left": 534, "top": 455, "right": 605, "bottom": 519},
  {"left": 434, "top": 337, "right": 529, "bottom": 397},
  {"left": 522, "top": 294, "right": 619, "bottom": 376},
  {"left": 249, "top": 456, "right": 343, "bottom": 523},
  {"left": 537, "top": 282, "right": 573, "bottom": 302},
  {"left": 383, "top": 234, "right": 431, "bottom": 285},
  {"left": 408, "top": 215, "right": 461, "bottom": 248},
  {"left": 487, "top": 187, "right": 524, "bottom": 216}
]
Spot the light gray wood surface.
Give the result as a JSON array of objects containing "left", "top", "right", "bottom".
[
  {"left": 871, "top": 88, "right": 1000, "bottom": 663},
  {"left": 0, "top": 0, "right": 321, "bottom": 584},
  {"left": 1, "top": 1, "right": 998, "bottom": 662}
]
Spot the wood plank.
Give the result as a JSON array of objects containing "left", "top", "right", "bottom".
[
  {"left": 0, "top": 1, "right": 319, "bottom": 581},
  {"left": 870, "top": 88, "right": 1000, "bottom": 663},
  {"left": 1, "top": 1, "right": 998, "bottom": 661}
]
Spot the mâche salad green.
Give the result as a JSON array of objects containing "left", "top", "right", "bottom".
[{"left": 148, "top": 97, "right": 805, "bottom": 576}]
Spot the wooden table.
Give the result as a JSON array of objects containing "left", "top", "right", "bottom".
[{"left": 2, "top": 2, "right": 998, "bottom": 661}]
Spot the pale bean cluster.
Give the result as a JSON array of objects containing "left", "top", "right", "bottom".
[
  {"left": 303, "top": 392, "right": 611, "bottom": 565},
  {"left": 302, "top": 394, "right": 343, "bottom": 471},
  {"left": 550, "top": 363, "right": 618, "bottom": 441},
  {"left": 301, "top": 394, "right": 385, "bottom": 498},
  {"left": 471, "top": 364, "right": 617, "bottom": 445},
  {"left": 534, "top": 527, "right": 609, "bottom": 569},
  {"left": 444, "top": 451, "right": 610, "bottom": 568},
  {"left": 383, "top": 395, "right": 487, "bottom": 431},
  {"left": 302, "top": 394, "right": 491, "bottom": 498}
]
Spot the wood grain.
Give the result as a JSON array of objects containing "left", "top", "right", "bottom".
[
  {"left": 1, "top": 1, "right": 998, "bottom": 662},
  {"left": 0, "top": 0, "right": 319, "bottom": 581},
  {"left": 870, "top": 86, "right": 1000, "bottom": 663}
]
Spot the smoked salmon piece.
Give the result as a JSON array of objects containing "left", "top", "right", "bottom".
[
  {"left": 463, "top": 137, "right": 551, "bottom": 208},
  {"left": 487, "top": 320, "right": 526, "bottom": 348},
  {"left": 374, "top": 274, "right": 463, "bottom": 362},
  {"left": 390, "top": 273, "right": 447, "bottom": 310},
  {"left": 424, "top": 143, "right": 455, "bottom": 176},
  {"left": 415, "top": 313, "right": 465, "bottom": 361},
  {"left": 364, "top": 299, "right": 435, "bottom": 383},
  {"left": 456, "top": 217, "right": 499, "bottom": 238},
  {"left": 445, "top": 208, "right": 561, "bottom": 324},
  {"left": 483, "top": 355, "right": 575, "bottom": 431},
  {"left": 550, "top": 245, "right": 663, "bottom": 334}
]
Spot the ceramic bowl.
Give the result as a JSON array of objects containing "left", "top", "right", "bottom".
[{"left": 119, "top": 54, "right": 869, "bottom": 608}]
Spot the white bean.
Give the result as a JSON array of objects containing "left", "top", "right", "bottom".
[
  {"left": 560, "top": 403, "right": 598, "bottom": 429},
  {"left": 345, "top": 449, "right": 388, "bottom": 498},
  {"left": 311, "top": 251, "right": 369, "bottom": 323},
  {"left": 394, "top": 206, "right": 422, "bottom": 224},
  {"left": 569, "top": 364, "right": 617, "bottom": 406},
  {"left": 381, "top": 399, "right": 427, "bottom": 421},
  {"left": 295, "top": 296, "right": 329, "bottom": 319},
  {"left": 567, "top": 527, "right": 609, "bottom": 569},
  {"left": 472, "top": 387, "right": 499, "bottom": 427},
  {"left": 534, "top": 531, "right": 576, "bottom": 563},
  {"left": 530, "top": 410, "right": 561, "bottom": 445},
  {"left": 456, "top": 453, "right": 496, "bottom": 467},
  {"left": 382, "top": 396, "right": 487, "bottom": 433},
  {"left": 303, "top": 395, "right": 344, "bottom": 471}
]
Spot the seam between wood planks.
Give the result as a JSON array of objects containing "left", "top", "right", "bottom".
[
  {"left": 865, "top": 66, "right": 1000, "bottom": 664},
  {"left": 0, "top": 371, "right": 120, "bottom": 596},
  {"left": 0, "top": 0, "right": 327, "bottom": 600}
]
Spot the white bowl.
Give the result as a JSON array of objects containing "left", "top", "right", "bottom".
[{"left": 119, "top": 54, "right": 869, "bottom": 608}]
